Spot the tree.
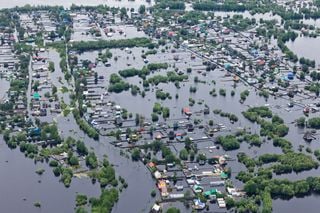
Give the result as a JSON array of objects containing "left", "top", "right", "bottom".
[
  {"left": 76, "top": 194, "right": 88, "bottom": 206},
  {"left": 294, "top": 180, "right": 310, "bottom": 196},
  {"left": 135, "top": 113, "right": 140, "bottom": 126},
  {"left": 162, "top": 107, "right": 170, "bottom": 119},
  {"left": 138, "top": 5, "right": 146, "bottom": 14},
  {"left": 296, "top": 117, "right": 305, "bottom": 127},
  {"left": 120, "top": 7, "right": 127, "bottom": 20},
  {"left": 189, "top": 150, "right": 195, "bottom": 161},
  {"left": 131, "top": 148, "right": 141, "bottom": 161},
  {"left": 52, "top": 85, "right": 57, "bottom": 94},
  {"left": 90, "top": 188, "right": 119, "bottom": 212},
  {"left": 86, "top": 152, "right": 98, "bottom": 169},
  {"left": 179, "top": 149, "right": 188, "bottom": 160},
  {"left": 151, "top": 113, "right": 159, "bottom": 122},
  {"left": 184, "top": 137, "right": 192, "bottom": 151},
  {"left": 216, "top": 135, "right": 240, "bottom": 151},
  {"left": 244, "top": 180, "right": 258, "bottom": 195},
  {"left": 308, "top": 117, "right": 320, "bottom": 129},
  {"left": 197, "top": 153, "right": 207, "bottom": 162},
  {"left": 48, "top": 61, "right": 55, "bottom": 72},
  {"left": 49, "top": 160, "right": 58, "bottom": 167},
  {"left": 166, "top": 207, "right": 180, "bottom": 213},
  {"left": 76, "top": 141, "right": 88, "bottom": 156},
  {"left": 69, "top": 154, "right": 79, "bottom": 166}
]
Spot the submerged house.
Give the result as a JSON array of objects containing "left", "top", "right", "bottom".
[
  {"left": 192, "top": 199, "right": 205, "bottom": 210},
  {"left": 183, "top": 107, "right": 192, "bottom": 116},
  {"left": 157, "top": 180, "right": 169, "bottom": 197}
]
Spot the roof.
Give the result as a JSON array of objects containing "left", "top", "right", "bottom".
[
  {"left": 204, "top": 189, "right": 218, "bottom": 196},
  {"left": 152, "top": 204, "right": 161, "bottom": 211},
  {"left": 148, "top": 162, "right": 156, "bottom": 168},
  {"left": 220, "top": 172, "right": 228, "bottom": 179},
  {"left": 183, "top": 107, "right": 190, "bottom": 113},
  {"left": 33, "top": 92, "right": 40, "bottom": 99},
  {"left": 158, "top": 180, "right": 166, "bottom": 189}
]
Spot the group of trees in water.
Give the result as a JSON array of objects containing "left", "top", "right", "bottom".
[{"left": 118, "top": 63, "right": 168, "bottom": 79}]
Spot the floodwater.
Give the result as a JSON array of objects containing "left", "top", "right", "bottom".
[
  {"left": 0, "top": 0, "right": 154, "bottom": 9},
  {"left": 77, "top": 44, "right": 320, "bottom": 213},
  {"left": 56, "top": 115, "right": 157, "bottom": 213},
  {"left": 214, "top": 11, "right": 281, "bottom": 22},
  {"left": 303, "top": 18, "right": 320, "bottom": 28},
  {"left": 0, "top": 140, "right": 101, "bottom": 213},
  {"left": 273, "top": 195, "right": 320, "bottom": 213},
  {"left": 286, "top": 36, "right": 320, "bottom": 65},
  {"left": 0, "top": 4, "right": 319, "bottom": 213},
  {"left": 0, "top": 77, "right": 9, "bottom": 99},
  {"left": 102, "top": 46, "right": 320, "bottom": 212},
  {"left": 0, "top": 43, "right": 156, "bottom": 212}
]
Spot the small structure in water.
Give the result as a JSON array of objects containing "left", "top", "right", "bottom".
[
  {"left": 303, "top": 131, "right": 316, "bottom": 142},
  {"left": 192, "top": 199, "right": 206, "bottom": 210}
]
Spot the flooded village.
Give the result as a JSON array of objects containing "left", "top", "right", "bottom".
[{"left": 2, "top": 0, "right": 320, "bottom": 213}]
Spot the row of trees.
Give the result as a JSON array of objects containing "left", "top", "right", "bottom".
[
  {"left": 108, "top": 73, "right": 130, "bottom": 93},
  {"left": 70, "top": 37, "right": 152, "bottom": 52},
  {"left": 73, "top": 109, "right": 99, "bottom": 140},
  {"left": 118, "top": 63, "right": 168, "bottom": 79},
  {"left": 147, "top": 71, "right": 188, "bottom": 85}
]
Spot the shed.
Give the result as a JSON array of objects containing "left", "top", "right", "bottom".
[
  {"left": 33, "top": 92, "right": 41, "bottom": 100},
  {"left": 287, "top": 72, "right": 294, "bottom": 80}
]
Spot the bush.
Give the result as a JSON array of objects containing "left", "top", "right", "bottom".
[
  {"left": 308, "top": 117, "right": 320, "bottom": 129},
  {"left": 86, "top": 152, "right": 98, "bottom": 169},
  {"left": 49, "top": 160, "right": 59, "bottom": 167},
  {"left": 76, "top": 194, "right": 88, "bottom": 206},
  {"left": 219, "top": 88, "right": 226, "bottom": 96},
  {"left": 216, "top": 135, "right": 240, "bottom": 151},
  {"left": 131, "top": 148, "right": 141, "bottom": 161},
  {"left": 151, "top": 113, "right": 159, "bottom": 122},
  {"left": 296, "top": 117, "right": 306, "bottom": 127},
  {"left": 151, "top": 190, "right": 156, "bottom": 197}
]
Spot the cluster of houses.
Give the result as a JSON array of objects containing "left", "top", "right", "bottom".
[
  {"left": 147, "top": 149, "right": 244, "bottom": 211},
  {"left": 30, "top": 53, "right": 62, "bottom": 117}
]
